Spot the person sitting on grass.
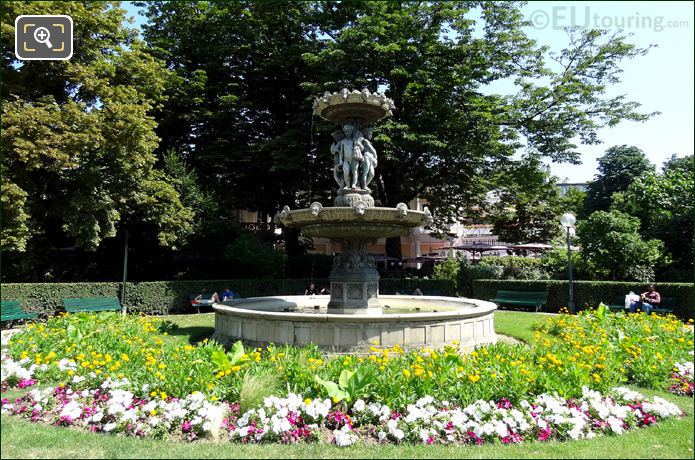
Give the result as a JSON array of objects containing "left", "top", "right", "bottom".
[{"left": 629, "top": 284, "right": 661, "bottom": 315}]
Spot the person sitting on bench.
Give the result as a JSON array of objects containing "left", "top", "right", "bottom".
[{"left": 629, "top": 284, "right": 660, "bottom": 314}]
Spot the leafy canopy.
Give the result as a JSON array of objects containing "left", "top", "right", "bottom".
[{"left": 1, "top": 1, "right": 193, "bottom": 252}]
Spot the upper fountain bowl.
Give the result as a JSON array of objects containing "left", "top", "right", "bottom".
[
  {"left": 278, "top": 204, "right": 432, "bottom": 239},
  {"left": 313, "top": 89, "right": 395, "bottom": 124}
]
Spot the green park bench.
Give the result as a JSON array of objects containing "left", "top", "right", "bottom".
[
  {"left": 1, "top": 301, "right": 38, "bottom": 323},
  {"left": 489, "top": 290, "right": 548, "bottom": 313},
  {"left": 607, "top": 295, "right": 675, "bottom": 315},
  {"left": 63, "top": 297, "right": 123, "bottom": 314}
]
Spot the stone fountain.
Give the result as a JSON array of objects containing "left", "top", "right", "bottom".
[{"left": 213, "top": 89, "right": 496, "bottom": 352}]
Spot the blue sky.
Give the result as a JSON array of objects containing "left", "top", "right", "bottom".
[{"left": 122, "top": 1, "right": 693, "bottom": 182}]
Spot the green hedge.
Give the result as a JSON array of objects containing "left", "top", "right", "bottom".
[
  {"left": 472, "top": 279, "right": 694, "bottom": 319},
  {"left": 1, "top": 278, "right": 455, "bottom": 316}
]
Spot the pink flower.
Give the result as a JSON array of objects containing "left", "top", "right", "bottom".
[
  {"left": 641, "top": 413, "right": 657, "bottom": 426},
  {"left": 496, "top": 398, "right": 512, "bottom": 409},
  {"left": 17, "top": 378, "right": 37, "bottom": 389}
]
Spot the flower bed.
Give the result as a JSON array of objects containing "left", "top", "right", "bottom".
[
  {"left": 1, "top": 309, "right": 692, "bottom": 446},
  {"left": 0, "top": 377, "right": 683, "bottom": 446}
]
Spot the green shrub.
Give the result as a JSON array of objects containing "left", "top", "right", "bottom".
[
  {"left": 472, "top": 279, "right": 694, "bottom": 319},
  {"left": 1, "top": 278, "right": 456, "bottom": 317},
  {"left": 480, "top": 256, "right": 549, "bottom": 280},
  {"left": 432, "top": 257, "right": 460, "bottom": 286}
]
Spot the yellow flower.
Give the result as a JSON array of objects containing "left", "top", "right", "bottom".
[
  {"left": 160, "top": 392, "right": 167, "bottom": 399},
  {"left": 402, "top": 369, "right": 411, "bottom": 377},
  {"left": 150, "top": 391, "right": 157, "bottom": 397},
  {"left": 304, "top": 398, "right": 312, "bottom": 405},
  {"left": 149, "top": 409, "right": 157, "bottom": 416},
  {"left": 468, "top": 374, "right": 481, "bottom": 383}
]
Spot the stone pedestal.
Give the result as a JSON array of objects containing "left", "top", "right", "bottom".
[
  {"left": 328, "top": 269, "right": 380, "bottom": 314},
  {"left": 327, "top": 238, "right": 380, "bottom": 314},
  {"left": 334, "top": 188, "right": 375, "bottom": 207}
]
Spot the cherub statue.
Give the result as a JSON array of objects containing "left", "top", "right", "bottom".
[
  {"left": 357, "top": 127, "right": 378, "bottom": 190},
  {"left": 330, "top": 129, "right": 345, "bottom": 189},
  {"left": 339, "top": 123, "right": 362, "bottom": 190}
]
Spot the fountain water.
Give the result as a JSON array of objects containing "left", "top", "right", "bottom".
[{"left": 213, "top": 89, "right": 496, "bottom": 352}]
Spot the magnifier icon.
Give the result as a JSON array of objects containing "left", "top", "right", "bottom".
[{"left": 33, "top": 27, "right": 53, "bottom": 49}]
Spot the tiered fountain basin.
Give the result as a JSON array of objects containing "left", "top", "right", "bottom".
[
  {"left": 212, "top": 295, "right": 497, "bottom": 353},
  {"left": 280, "top": 206, "right": 430, "bottom": 238}
]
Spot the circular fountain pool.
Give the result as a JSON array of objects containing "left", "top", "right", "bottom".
[{"left": 212, "top": 295, "right": 497, "bottom": 353}]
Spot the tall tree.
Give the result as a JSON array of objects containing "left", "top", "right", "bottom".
[
  {"left": 613, "top": 156, "right": 694, "bottom": 280},
  {"left": 300, "top": 2, "right": 654, "bottom": 257},
  {"left": 1, "top": 1, "right": 193, "bottom": 258},
  {"left": 139, "top": 2, "right": 655, "bottom": 260},
  {"left": 582, "top": 145, "right": 654, "bottom": 216},
  {"left": 488, "top": 158, "right": 562, "bottom": 244},
  {"left": 577, "top": 210, "right": 664, "bottom": 281}
]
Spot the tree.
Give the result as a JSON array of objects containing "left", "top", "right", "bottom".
[
  {"left": 559, "top": 188, "right": 587, "bottom": 216},
  {"left": 488, "top": 158, "right": 563, "bottom": 244},
  {"left": 142, "top": 2, "right": 655, "bottom": 260},
  {"left": 300, "top": 3, "right": 654, "bottom": 257},
  {"left": 1, "top": 1, "right": 193, "bottom": 258},
  {"left": 577, "top": 210, "right": 664, "bottom": 281},
  {"left": 582, "top": 145, "right": 654, "bottom": 216},
  {"left": 613, "top": 157, "right": 694, "bottom": 281}
]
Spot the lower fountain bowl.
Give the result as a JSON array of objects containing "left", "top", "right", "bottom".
[{"left": 212, "top": 295, "right": 497, "bottom": 353}]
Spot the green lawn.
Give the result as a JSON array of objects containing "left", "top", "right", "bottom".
[
  {"left": 494, "top": 310, "right": 544, "bottom": 343},
  {"left": 2, "top": 311, "right": 693, "bottom": 458}
]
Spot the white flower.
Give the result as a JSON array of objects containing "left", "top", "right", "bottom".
[
  {"left": 334, "top": 425, "right": 357, "bottom": 447},
  {"left": 103, "top": 422, "right": 117, "bottom": 432},
  {"left": 60, "top": 401, "right": 82, "bottom": 420},
  {"left": 353, "top": 399, "right": 366, "bottom": 412},
  {"left": 270, "top": 415, "right": 292, "bottom": 434},
  {"left": 392, "top": 428, "right": 405, "bottom": 441},
  {"left": 607, "top": 416, "right": 624, "bottom": 434},
  {"left": 642, "top": 398, "right": 681, "bottom": 418}
]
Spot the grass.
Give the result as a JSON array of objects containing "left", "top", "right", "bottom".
[
  {"left": 3, "top": 311, "right": 693, "bottom": 458},
  {"left": 2, "top": 386, "right": 692, "bottom": 459}
]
